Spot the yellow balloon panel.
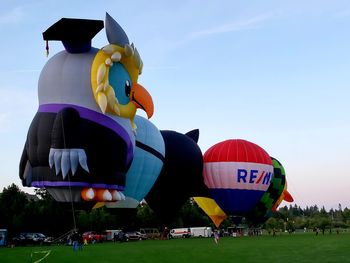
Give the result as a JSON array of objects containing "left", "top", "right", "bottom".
[{"left": 193, "top": 197, "right": 227, "bottom": 228}]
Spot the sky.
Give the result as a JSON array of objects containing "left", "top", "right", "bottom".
[{"left": 0, "top": 0, "right": 350, "bottom": 210}]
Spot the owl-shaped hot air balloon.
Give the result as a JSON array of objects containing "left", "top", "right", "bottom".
[
  {"left": 19, "top": 13, "right": 153, "bottom": 203},
  {"left": 203, "top": 139, "right": 273, "bottom": 216}
]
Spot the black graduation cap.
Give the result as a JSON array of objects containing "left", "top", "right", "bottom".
[{"left": 43, "top": 18, "right": 104, "bottom": 54}]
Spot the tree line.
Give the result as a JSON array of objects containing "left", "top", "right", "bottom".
[
  {"left": 264, "top": 203, "right": 350, "bottom": 234},
  {"left": 0, "top": 184, "right": 349, "bottom": 238}
]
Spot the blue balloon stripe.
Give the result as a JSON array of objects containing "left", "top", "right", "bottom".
[
  {"left": 136, "top": 140, "right": 165, "bottom": 162},
  {"left": 210, "top": 188, "right": 265, "bottom": 215}
]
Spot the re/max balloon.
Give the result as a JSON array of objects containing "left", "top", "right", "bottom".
[{"left": 203, "top": 139, "right": 273, "bottom": 216}]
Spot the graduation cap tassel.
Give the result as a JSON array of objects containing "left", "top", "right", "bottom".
[{"left": 45, "top": 40, "right": 49, "bottom": 57}]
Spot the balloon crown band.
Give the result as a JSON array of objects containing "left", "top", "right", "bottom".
[{"left": 100, "top": 43, "right": 143, "bottom": 74}]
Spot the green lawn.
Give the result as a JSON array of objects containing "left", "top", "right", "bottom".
[{"left": 1, "top": 233, "right": 350, "bottom": 263}]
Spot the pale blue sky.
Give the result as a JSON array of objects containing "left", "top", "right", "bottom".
[{"left": 0, "top": 1, "right": 350, "bottom": 210}]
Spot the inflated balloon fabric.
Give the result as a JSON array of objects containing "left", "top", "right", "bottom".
[
  {"left": 145, "top": 130, "right": 203, "bottom": 220},
  {"left": 203, "top": 139, "right": 273, "bottom": 216}
]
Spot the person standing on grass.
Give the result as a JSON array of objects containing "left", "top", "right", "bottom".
[
  {"left": 0, "top": 235, "right": 4, "bottom": 246},
  {"left": 71, "top": 231, "right": 79, "bottom": 251},
  {"left": 214, "top": 230, "right": 220, "bottom": 244},
  {"left": 78, "top": 232, "right": 83, "bottom": 251}
]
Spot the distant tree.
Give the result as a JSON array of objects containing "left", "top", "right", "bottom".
[
  {"left": 179, "top": 199, "right": 210, "bottom": 227},
  {"left": 342, "top": 208, "right": 350, "bottom": 227},
  {"left": 264, "top": 218, "right": 284, "bottom": 232},
  {"left": 0, "top": 184, "right": 28, "bottom": 235},
  {"left": 294, "top": 216, "right": 308, "bottom": 230},
  {"left": 318, "top": 217, "right": 331, "bottom": 234},
  {"left": 136, "top": 204, "right": 161, "bottom": 228},
  {"left": 77, "top": 208, "right": 114, "bottom": 232},
  {"left": 286, "top": 219, "right": 296, "bottom": 233},
  {"left": 220, "top": 217, "right": 234, "bottom": 230},
  {"left": 20, "top": 194, "right": 74, "bottom": 236},
  {"left": 307, "top": 205, "right": 320, "bottom": 217},
  {"left": 320, "top": 206, "right": 328, "bottom": 216},
  {"left": 277, "top": 206, "right": 289, "bottom": 220}
]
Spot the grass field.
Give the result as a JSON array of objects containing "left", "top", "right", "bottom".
[{"left": 1, "top": 233, "right": 350, "bottom": 263}]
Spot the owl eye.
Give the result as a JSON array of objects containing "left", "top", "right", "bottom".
[
  {"left": 108, "top": 62, "right": 132, "bottom": 105},
  {"left": 125, "top": 80, "right": 131, "bottom": 97}
]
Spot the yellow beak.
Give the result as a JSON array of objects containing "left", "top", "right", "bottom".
[{"left": 130, "top": 83, "right": 154, "bottom": 119}]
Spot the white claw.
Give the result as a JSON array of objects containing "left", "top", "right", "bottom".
[
  {"left": 103, "top": 190, "right": 112, "bottom": 201},
  {"left": 113, "top": 190, "right": 125, "bottom": 201},
  {"left": 111, "top": 190, "right": 121, "bottom": 201},
  {"left": 61, "top": 150, "right": 70, "bottom": 179},
  {"left": 116, "top": 192, "right": 123, "bottom": 201},
  {"left": 49, "top": 148, "right": 54, "bottom": 168},
  {"left": 48, "top": 148, "right": 89, "bottom": 176},
  {"left": 53, "top": 151, "right": 62, "bottom": 175},
  {"left": 78, "top": 149, "right": 89, "bottom": 173},
  {"left": 70, "top": 150, "right": 79, "bottom": 175}
]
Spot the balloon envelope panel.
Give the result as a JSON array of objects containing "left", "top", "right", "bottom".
[
  {"left": 203, "top": 139, "right": 273, "bottom": 216},
  {"left": 107, "top": 116, "right": 165, "bottom": 208},
  {"left": 245, "top": 157, "right": 287, "bottom": 225},
  {"left": 145, "top": 130, "right": 203, "bottom": 220},
  {"left": 193, "top": 197, "right": 227, "bottom": 228}
]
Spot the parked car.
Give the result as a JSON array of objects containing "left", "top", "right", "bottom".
[
  {"left": 11, "top": 233, "right": 52, "bottom": 246},
  {"left": 139, "top": 228, "right": 161, "bottom": 239},
  {"left": 115, "top": 231, "right": 128, "bottom": 242},
  {"left": 82, "top": 231, "right": 105, "bottom": 243},
  {"left": 169, "top": 228, "right": 191, "bottom": 238},
  {"left": 11, "top": 233, "right": 26, "bottom": 246},
  {"left": 125, "top": 231, "right": 147, "bottom": 241}
]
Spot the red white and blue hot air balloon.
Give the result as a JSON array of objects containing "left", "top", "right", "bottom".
[{"left": 203, "top": 139, "right": 273, "bottom": 216}]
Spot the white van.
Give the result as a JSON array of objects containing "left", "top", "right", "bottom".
[
  {"left": 169, "top": 228, "right": 191, "bottom": 238},
  {"left": 104, "top": 230, "right": 122, "bottom": 241},
  {"left": 190, "top": 227, "right": 213, "bottom": 238}
]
